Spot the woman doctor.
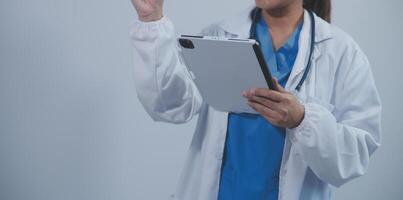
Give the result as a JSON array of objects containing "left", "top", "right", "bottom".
[{"left": 130, "top": 0, "right": 382, "bottom": 199}]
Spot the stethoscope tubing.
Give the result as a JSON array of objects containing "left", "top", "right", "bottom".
[{"left": 249, "top": 8, "right": 316, "bottom": 92}]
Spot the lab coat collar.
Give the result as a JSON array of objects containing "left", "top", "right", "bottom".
[
  {"left": 218, "top": 5, "right": 334, "bottom": 43},
  {"left": 217, "top": 6, "right": 334, "bottom": 90}
]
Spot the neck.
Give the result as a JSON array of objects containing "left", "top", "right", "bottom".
[{"left": 261, "top": 2, "right": 304, "bottom": 50}]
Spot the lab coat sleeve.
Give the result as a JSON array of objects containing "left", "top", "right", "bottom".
[
  {"left": 288, "top": 46, "right": 382, "bottom": 187},
  {"left": 129, "top": 17, "right": 203, "bottom": 124}
]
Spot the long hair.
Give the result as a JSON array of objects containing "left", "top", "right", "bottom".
[{"left": 303, "top": 0, "right": 332, "bottom": 22}]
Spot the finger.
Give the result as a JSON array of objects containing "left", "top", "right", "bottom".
[
  {"left": 248, "top": 95, "right": 280, "bottom": 111},
  {"left": 132, "top": 0, "right": 148, "bottom": 11},
  {"left": 242, "top": 90, "right": 248, "bottom": 97},
  {"left": 249, "top": 97, "right": 288, "bottom": 121},
  {"left": 273, "top": 78, "right": 287, "bottom": 93},
  {"left": 252, "top": 88, "right": 284, "bottom": 102},
  {"left": 133, "top": 0, "right": 154, "bottom": 11},
  {"left": 132, "top": 0, "right": 145, "bottom": 7},
  {"left": 248, "top": 101, "right": 282, "bottom": 125},
  {"left": 242, "top": 87, "right": 257, "bottom": 98},
  {"left": 148, "top": 0, "right": 159, "bottom": 7},
  {"left": 247, "top": 101, "right": 279, "bottom": 119}
]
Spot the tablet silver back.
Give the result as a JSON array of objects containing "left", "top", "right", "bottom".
[{"left": 178, "top": 36, "right": 269, "bottom": 114}]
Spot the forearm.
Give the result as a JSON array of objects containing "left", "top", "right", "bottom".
[
  {"left": 288, "top": 99, "right": 381, "bottom": 187},
  {"left": 130, "top": 17, "right": 202, "bottom": 123}
]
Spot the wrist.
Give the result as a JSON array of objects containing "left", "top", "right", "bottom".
[
  {"left": 290, "top": 104, "right": 305, "bottom": 129},
  {"left": 138, "top": 12, "right": 163, "bottom": 22}
]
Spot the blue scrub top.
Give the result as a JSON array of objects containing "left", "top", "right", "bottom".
[{"left": 217, "top": 16, "right": 303, "bottom": 200}]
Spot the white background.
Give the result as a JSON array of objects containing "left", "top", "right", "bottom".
[{"left": 0, "top": 0, "right": 402, "bottom": 199}]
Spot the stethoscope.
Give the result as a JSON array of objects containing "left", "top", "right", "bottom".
[{"left": 249, "top": 8, "right": 316, "bottom": 92}]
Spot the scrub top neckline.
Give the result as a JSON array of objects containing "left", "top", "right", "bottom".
[{"left": 256, "top": 15, "right": 303, "bottom": 82}]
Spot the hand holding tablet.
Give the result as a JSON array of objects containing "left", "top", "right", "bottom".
[{"left": 178, "top": 35, "right": 276, "bottom": 114}]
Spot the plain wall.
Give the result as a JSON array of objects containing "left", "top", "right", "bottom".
[{"left": 0, "top": 0, "right": 402, "bottom": 199}]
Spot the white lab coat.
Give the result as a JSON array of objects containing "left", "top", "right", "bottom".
[{"left": 130, "top": 6, "right": 381, "bottom": 200}]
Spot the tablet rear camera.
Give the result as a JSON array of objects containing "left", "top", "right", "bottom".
[{"left": 179, "top": 39, "right": 195, "bottom": 49}]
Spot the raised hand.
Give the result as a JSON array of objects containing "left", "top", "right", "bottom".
[{"left": 131, "top": 0, "right": 164, "bottom": 22}]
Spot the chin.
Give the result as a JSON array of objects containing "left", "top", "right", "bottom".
[
  {"left": 255, "top": 0, "right": 283, "bottom": 10},
  {"left": 255, "top": 0, "right": 294, "bottom": 11}
]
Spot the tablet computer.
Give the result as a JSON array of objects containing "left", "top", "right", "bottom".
[{"left": 178, "top": 35, "right": 275, "bottom": 114}]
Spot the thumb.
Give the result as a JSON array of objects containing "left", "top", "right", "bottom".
[{"left": 273, "top": 78, "right": 286, "bottom": 93}]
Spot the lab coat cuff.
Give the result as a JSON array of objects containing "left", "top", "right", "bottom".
[
  {"left": 288, "top": 102, "right": 313, "bottom": 143},
  {"left": 133, "top": 15, "right": 167, "bottom": 25},
  {"left": 130, "top": 16, "right": 172, "bottom": 34},
  {"left": 288, "top": 96, "right": 335, "bottom": 144}
]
